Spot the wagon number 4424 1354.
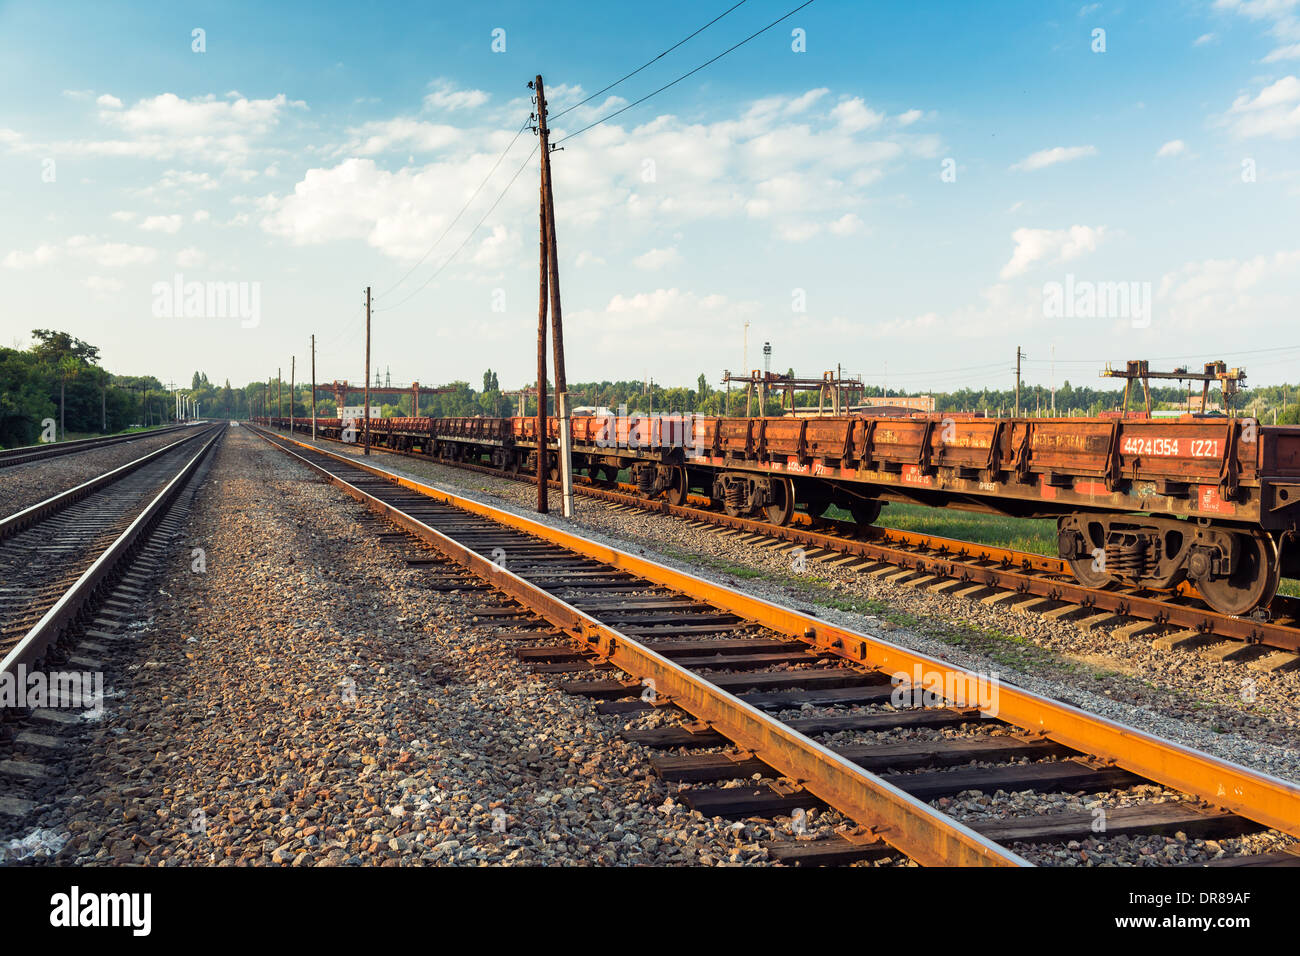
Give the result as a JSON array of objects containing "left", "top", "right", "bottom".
[{"left": 1121, "top": 436, "right": 1221, "bottom": 458}]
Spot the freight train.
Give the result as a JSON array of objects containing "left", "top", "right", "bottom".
[{"left": 258, "top": 411, "right": 1300, "bottom": 618}]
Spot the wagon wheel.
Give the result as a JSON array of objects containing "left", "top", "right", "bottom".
[
  {"left": 801, "top": 486, "right": 834, "bottom": 519},
  {"left": 1197, "top": 530, "right": 1280, "bottom": 617},
  {"left": 665, "top": 466, "right": 689, "bottom": 507},
  {"left": 765, "top": 477, "right": 796, "bottom": 526},
  {"left": 849, "top": 498, "right": 882, "bottom": 527},
  {"left": 1067, "top": 556, "right": 1114, "bottom": 590}
]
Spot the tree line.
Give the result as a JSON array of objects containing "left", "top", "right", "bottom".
[{"left": 8, "top": 333, "right": 1295, "bottom": 451}]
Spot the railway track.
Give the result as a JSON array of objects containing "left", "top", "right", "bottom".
[
  {"left": 0, "top": 424, "right": 223, "bottom": 824},
  {"left": 251, "top": 424, "right": 1300, "bottom": 867},
  {"left": 0, "top": 424, "right": 192, "bottom": 470},
  {"left": 0, "top": 424, "right": 224, "bottom": 671},
  {"left": 266, "top": 423, "right": 1300, "bottom": 666}
]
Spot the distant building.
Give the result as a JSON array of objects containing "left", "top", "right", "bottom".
[
  {"left": 339, "top": 405, "right": 380, "bottom": 420},
  {"left": 855, "top": 395, "right": 935, "bottom": 413}
]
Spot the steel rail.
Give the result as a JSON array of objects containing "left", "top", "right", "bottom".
[
  {"left": 250, "top": 425, "right": 1027, "bottom": 866},
  {"left": 0, "top": 424, "right": 224, "bottom": 675},
  {"left": 0, "top": 423, "right": 191, "bottom": 469},
  {"left": 254, "top": 427, "right": 1300, "bottom": 851},
  {"left": 0, "top": 428, "right": 213, "bottom": 541},
  {"left": 265, "top": 423, "right": 1300, "bottom": 654}
]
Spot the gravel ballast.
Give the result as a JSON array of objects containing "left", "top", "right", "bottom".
[
  {"left": 1, "top": 427, "right": 784, "bottom": 866},
  {"left": 0, "top": 428, "right": 194, "bottom": 517},
  {"left": 264, "top": 431, "right": 1300, "bottom": 788}
]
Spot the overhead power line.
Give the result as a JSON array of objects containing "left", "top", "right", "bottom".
[
  {"left": 375, "top": 144, "right": 541, "bottom": 314},
  {"left": 551, "top": 0, "right": 752, "bottom": 120},
  {"left": 553, "top": 0, "right": 818, "bottom": 146},
  {"left": 372, "top": 117, "right": 533, "bottom": 301}
]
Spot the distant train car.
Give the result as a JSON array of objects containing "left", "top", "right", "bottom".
[{"left": 259, "top": 411, "right": 1300, "bottom": 617}]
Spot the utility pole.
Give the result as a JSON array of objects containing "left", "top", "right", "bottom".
[
  {"left": 363, "top": 286, "right": 372, "bottom": 455},
  {"left": 1050, "top": 344, "right": 1056, "bottom": 416},
  {"left": 535, "top": 74, "right": 574, "bottom": 517},
  {"left": 290, "top": 355, "right": 295, "bottom": 434},
  {"left": 311, "top": 334, "right": 317, "bottom": 441},
  {"left": 533, "top": 85, "right": 549, "bottom": 515},
  {"left": 1014, "top": 347, "right": 1022, "bottom": 417}
]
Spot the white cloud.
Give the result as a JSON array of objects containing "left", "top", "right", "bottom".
[
  {"left": 1000, "top": 225, "right": 1106, "bottom": 278},
  {"left": 1212, "top": 0, "right": 1299, "bottom": 20},
  {"left": 1158, "top": 247, "right": 1300, "bottom": 327},
  {"left": 110, "top": 210, "right": 137, "bottom": 222},
  {"left": 784, "top": 88, "right": 830, "bottom": 114},
  {"left": 573, "top": 288, "right": 759, "bottom": 360},
  {"left": 1223, "top": 75, "right": 1300, "bottom": 138},
  {"left": 1156, "top": 139, "right": 1187, "bottom": 157},
  {"left": 779, "top": 222, "right": 821, "bottom": 242},
  {"left": 139, "top": 214, "right": 183, "bottom": 233},
  {"left": 1194, "top": 33, "right": 1217, "bottom": 46},
  {"left": 830, "top": 97, "right": 884, "bottom": 133},
  {"left": 193, "top": 209, "right": 211, "bottom": 223},
  {"left": 2, "top": 243, "right": 60, "bottom": 269},
  {"left": 148, "top": 170, "right": 220, "bottom": 194},
  {"left": 175, "top": 247, "right": 207, "bottom": 268},
  {"left": 82, "top": 275, "right": 124, "bottom": 298},
  {"left": 896, "top": 109, "right": 923, "bottom": 126},
  {"left": 828, "top": 213, "right": 864, "bottom": 235},
  {"left": 65, "top": 235, "right": 157, "bottom": 268},
  {"left": 6, "top": 236, "right": 158, "bottom": 270},
  {"left": 633, "top": 246, "right": 681, "bottom": 270},
  {"left": 1010, "top": 145, "right": 1097, "bottom": 171},
  {"left": 575, "top": 251, "right": 605, "bottom": 268},
  {"left": 340, "top": 119, "right": 462, "bottom": 157},
  {"left": 11, "top": 93, "right": 306, "bottom": 165},
  {"left": 262, "top": 88, "right": 937, "bottom": 264},
  {"left": 469, "top": 224, "right": 518, "bottom": 268},
  {"left": 105, "top": 92, "right": 299, "bottom": 136},
  {"left": 1214, "top": 0, "right": 1300, "bottom": 62},
  {"left": 423, "top": 80, "right": 490, "bottom": 112}
]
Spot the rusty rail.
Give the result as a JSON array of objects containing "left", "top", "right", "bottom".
[
  {"left": 253, "top": 425, "right": 1300, "bottom": 852},
  {"left": 250, "top": 424, "right": 1028, "bottom": 866},
  {"left": 268, "top": 423, "right": 1300, "bottom": 654}
]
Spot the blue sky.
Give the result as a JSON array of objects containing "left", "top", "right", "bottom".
[{"left": 1, "top": 0, "right": 1298, "bottom": 395}]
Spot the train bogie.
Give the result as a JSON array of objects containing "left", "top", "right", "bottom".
[{"left": 258, "top": 412, "right": 1300, "bottom": 617}]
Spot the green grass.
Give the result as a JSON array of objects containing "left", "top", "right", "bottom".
[
  {"left": 655, "top": 544, "right": 1124, "bottom": 677},
  {"left": 40, "top": 423, "right": 173, "bottom": 444},
  {"left": 852, "top": 501, "right": 1300, "bottom": 597},
  {"left": 852, "top": 501, "right": 1058, "bottom": 556}
]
